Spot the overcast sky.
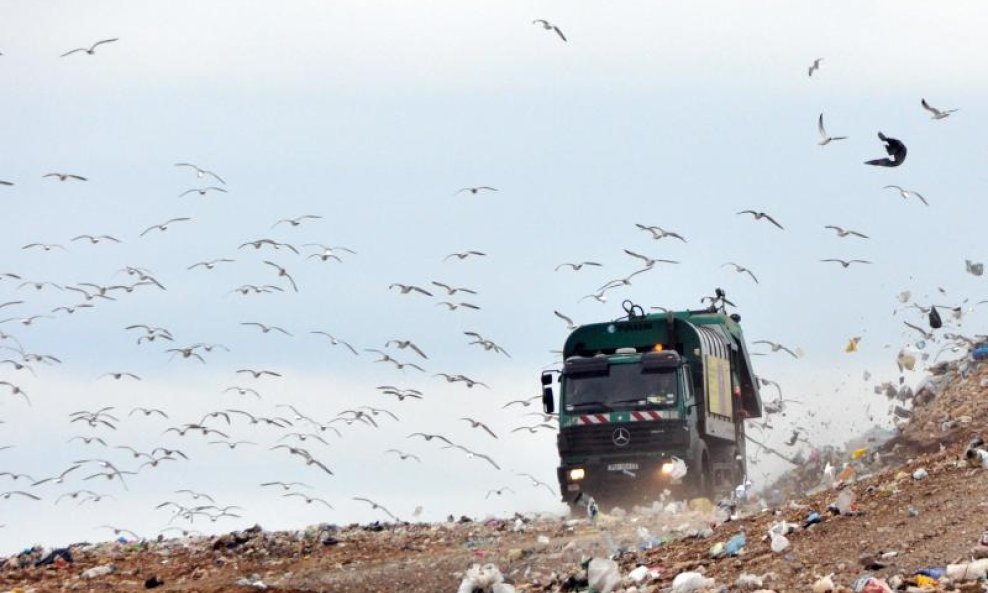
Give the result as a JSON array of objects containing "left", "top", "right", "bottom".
[{"left": 0, "top": 1, "right": 985, "bottom": 553}]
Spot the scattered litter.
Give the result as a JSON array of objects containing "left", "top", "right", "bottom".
[
  {"left": 723, "top": 532, "right": 746, "bottom": 556},
  {"left": 813, "top": 574, "right": 835, "bottom": 593},
  {"left": 946, "top": 559, "right": 988, "bottom": 580},
  {"left": 671, "top": 571, "right": 714, "bottom": 593},
  {"left": 912, "top": 468, "right": 928, "bottom": 480},
  {"left": 587, "top": 558, "right": 621, "bottom": 593},
  {"left": 737, "top": 573, "right": 764, "bottom": 590},
  {"left": 457, "top": 564, "right": 513, "bottom": 593},
  {"left": 769, "top": 532, "right": 790, "bottom": 553},
  {"left": 852, "top": 576, "right": 892, "bottom": 593},
  {"left": 627, "top": 565, "right": 649, "bottom": 584},
  {"left": 144, "top": 575, "right": 164, "bottom": 589},
  {"left": 82, "top": 564, "right": 115, "bottom": 579}
]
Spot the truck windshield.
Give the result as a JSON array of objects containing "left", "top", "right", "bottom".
[{"left": 564, "top": 364, "right": 677, "bottom": 411}]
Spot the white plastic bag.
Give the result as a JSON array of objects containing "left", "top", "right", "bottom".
[{"left": 587, "top": 558, "right": 621, "bottom": 593}]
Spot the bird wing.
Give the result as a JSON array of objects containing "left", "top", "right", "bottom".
[
  {"left": 920, "top": 99, "right": 939, "bottom": 116},
  {"left": 554, "top": 310, "right": 574, "bottom": 325},
  {"left": 763, "top": 213, "right": 784, "bottom": 230},
  {"left": 553, "top": 26, "right": 567, "bottom": 41},
  {"left": 60, "top": 48, "right": 86, "bottom": 57},
  {"left": 817, "top": 113, "right": 826, "bottom": 138}
]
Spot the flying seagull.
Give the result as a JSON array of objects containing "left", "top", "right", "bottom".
[
  {"left": 456, "top": 186, "right": 498, "bottom": 195},
  {"left": 554, "top": 261, "right": 602, "bottom": 272},
  {"left": 820, "top": 258, "right": 872, "bottom": 268},
  {"left": 444, "top": 251, "right": 486, "bottom": 262},
  {"left": 817, "top": 113, "right": 847, "bottom": 145},
  {"left": 753, "top": 340, "right": 799, "bottom": 358},
  {"left": 722, "top": 262, "right": 759, "bottom": 284},
  {"left": 921, "top": 98, "right": 958, "bottom": 120},
  {"left": 883, "top": 185, "right": 928, "bottom": 206},
  {"left": 352, "top": 497, "right": 398, "bottom": 521},
  {"left": 824, "top": 225, "right": 869, "bottom": 239},
  {"left": 140, "top": 217, "right": 192, "bottom": 237},
  {"left": 61, "top": 38, "right": 118, "bottom": 57},
  {"left": 174, "top": 163, "right": 225, "bottom": 184},
  {"left": 553, "top": 310, "right": 577, "bottom": 330},
  {"left": 736, "top": 210, "right": 784, "bottom": 230},
  {"left": 389, "top": 283, "right": 432, "bottom": 296},
  {"left": 635, "top": 224, "right": 687, "bottom": 242},
  {"left": 623, "top": 249, "right": 678, "bottom": 268},
  {"left": 180, "top": 187, "right": 227, "bottom": 197},
  {"left": 807, "top": 57, "right": 823, "bottom": 77},
  {"left": 532, "top": 19, "right": 566, "bottom": 41},
  {"left": 43, "top": 173, "right": 87, "bottom": 182},
  {"left": 864, "top": 132, "right": 907, "bottom": 167},
  {"left": 263, "top": 260, "right": 299, "bottom": 292}
]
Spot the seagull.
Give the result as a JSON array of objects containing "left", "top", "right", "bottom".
[
  {"left": 187, "top": 259, "right": 235, "bottom": 271},
  {"left": 61, "top": 38, "right": 118, "bottom": 57},
  {"left": 283, "top": 493, "right": 334, "bottom": 508},
  {"left": 0, "top": 491, "right": 40, "bottom": 501},
  {"left": 486, "top": 486, "right": 515, "bottom": 498},
  {"left": 443, "top": 250, "right": 486, "bottom": 262},
  {"left": 456, "top": 186, "right": 498, "bottom": 195},
  {"left": 166, "top": 347, "right": 206, "bottom": 363},
  {"left": 532, "top": 19, "right": 566, "bottom": 41},
  {"left": 174, "top": 163, "right": 225, "bottom": 184},
  {"left": 389, "top": 283, "right": 432, "bottom": 296},
  {"left": 599, "top": 268, "right": 649, "bottom": 292},
  {"left": 817, "top": 113, "right": 848, "bottom": 145},
  {"left": 366, "top": 350, "right": 426, "bottom": 372},
  {"left": 820, "top": 258, "right": 871, "bottom": 268},
  {"left": 42, "top": 172, "right": 87, "bottom": 181},
  {"left": 753, "top": 340, "right": 799, "bottom": 358},
  {"left": 99, "top": 525, "right": 139, "bottom": 540},
  {"left": 241, "top": 321, "right": 292, "bottom": 336},
  {"left": 436, "top": 301, "right": 480, "bottom": 311},
  {"left": 722, "top": 262, "right": 759, "bottom": 284},
  {"left": 883, "top": 185, "right": 928, "bottom": 206},
  {"left": 921, "top": 98, "right": 958, "bottom": 120},
  {"left": 408, "top": 432, "right": 455, "bottom": 446},
  {"left": 736, "top": 210, "right": 784, "bottom": 230},
  {"left": 68, "top": 436, "right": 107, "bottom": 446},
  {"left": 865, "top": 132, "right": 907, "bottom": 167},
  {"left": 179, "top": 187, "right": 227, "bottom": 197},
  {"left": 502, "top": 396, "right": 541, "bottom": 409},
  {"left": 385, "top": 449, "right": 421, "bottom": 462},
  {"left": 208, "top": 440, "right": 258, "bottom": 449},
  {"left": 22, "top": 243, "right": 66, "bottom": 252},
  {"left": 239, "top": 238, "right": 299, "bottom": 254},
  {"left": 377, "top": 387, "right": 423, "bottom": 401},
  {"left": 352, "top": 497, "right": 398, "bottom": 520},
  {"left": 623, "top": 249, "right": 679, "bottom": 268},
  {"left": 71, "top": 234, "right": 121, "bottom": 245},
  {"left": 140, "top": 217, "right": 192, "bottom": 237},
  {"left": 309, "top": 331, "right": 360, "bottom": 355},
  {"left": 385, "top": 339, "right": 428, "bottom": 359},
  {"left": 511, "top": 423, "right": 556, "bottom": 434},
  {"left": 444, "top": 444, "right": 501, "bottom": 470},
  {"left": 99, "top": 372, "right": 141, "bottom": 381},
  {"left": 555, "top": 261, "right": 602, "bottom": 272},
  {"left": 236, "top": 368, "right": 282, "bottom": 379},
  {"left": 825, "top": 225, "right": 869, "bottom": 239},
  {"left": 554, "top": 310, "right": 577, "bottom": 330},
  {"left": 272, "top": 215, "right": 322, "bottom": 229},
  {"left": 460, "top": 417, "right": 498, "bottom": 439},
  {"left": 262, "top": 260, "right": 299, "bottom": 292},
  {"left": 0, "top": 180, "right": 13, "bottom": 186},
  {"left": 516, "top": 472, "right": 555, "bottom": 494},
  {"left": 31, "top": 465, "right": 81, "bottom": 487},
  {"left": 129, "top": 407, "right": 168, "bottom": 418},
  {"left": 808, "top": 57, "right": 823, "bottom": 77},
  {"left": 260, "top": 481, "right": 311, "bottom": 490},
  {"left": 635, "top": 224, "right": 687, "bottom": 242},
  {"left": 430, "top": 281, "right": 477, "bottom": 295},
  {"left": 304, "top": 244, "right": 356, "bottom": 262}
]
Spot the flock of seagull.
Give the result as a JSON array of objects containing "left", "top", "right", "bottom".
[{"left": 0, "top": 24, "right": 984, "bottom": 545}]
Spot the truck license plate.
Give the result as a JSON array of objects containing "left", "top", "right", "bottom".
[{"left": 607, "top": 463, "right": 639, "bottom": 471}]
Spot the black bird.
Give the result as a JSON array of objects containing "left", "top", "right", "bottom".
[{"left": 864, "top": 132, "right": 907, "bottom": 167}]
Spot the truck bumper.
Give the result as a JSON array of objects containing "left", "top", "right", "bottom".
[{"left": 558, "top": 455, "right": 689, "bottom": 506}]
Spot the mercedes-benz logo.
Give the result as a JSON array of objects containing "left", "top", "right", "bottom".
[{"left": 612, "top": 427, "right": 631, "bottom": 447}]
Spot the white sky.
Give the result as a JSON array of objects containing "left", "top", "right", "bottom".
[{"left": 0, "top": 1, "right": 985, "bottom": 553}]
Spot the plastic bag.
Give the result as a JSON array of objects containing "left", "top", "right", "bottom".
[
  {"left": 770, "top": 533, "right": 790, "bottom": 553},
  {"left": 587, "top": 558, "right": 621, "bottom": 593},
  {"left": 671, "top": 571, "right": 714, "bottom": 593}
]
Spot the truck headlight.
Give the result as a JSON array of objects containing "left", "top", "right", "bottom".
[
  {"left": 660, "top": 462, "right": 676, "bottom": 475},
  {"left": 568, "top": 468, "right": 585, "bottom": 481}
]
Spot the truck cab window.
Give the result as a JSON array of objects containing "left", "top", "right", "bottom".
[{"left": 564, "top": 364, "right": 678, "bottom": 411}]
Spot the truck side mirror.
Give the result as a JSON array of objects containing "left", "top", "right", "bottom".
[
  {"left": 540, "top": 372, "right": 553, "bottom": 386},
  {"left": 542, "top": 386, "right": 555, "bottom": 414}
]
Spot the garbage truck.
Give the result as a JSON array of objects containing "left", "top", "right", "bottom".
[{"left": 541, "top": 294, "right": 762, "bottom": 507}]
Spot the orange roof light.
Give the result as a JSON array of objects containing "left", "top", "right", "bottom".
[{"left": 652, "top": 344, "right": 664, "bottom": 351}]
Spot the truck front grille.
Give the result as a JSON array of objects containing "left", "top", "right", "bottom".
[{"left": 559, "top": 421, "right": 688, "bottom": 457}]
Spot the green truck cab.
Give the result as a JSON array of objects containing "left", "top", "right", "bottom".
[{"left": 541, "top": 300, "right": 762, "bottom": 507}]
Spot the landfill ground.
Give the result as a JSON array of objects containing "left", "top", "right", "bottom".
[{"left": 3, "top": 362, "right": 987, "bottom": 593}]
